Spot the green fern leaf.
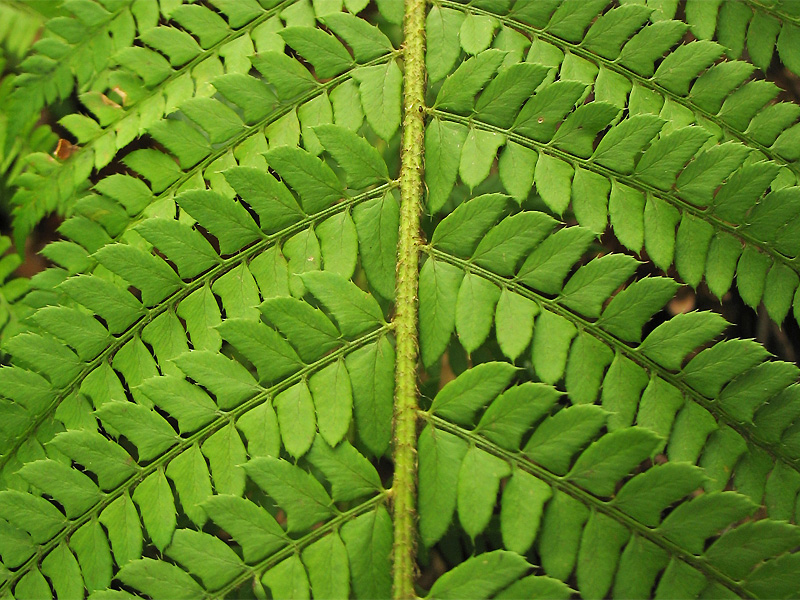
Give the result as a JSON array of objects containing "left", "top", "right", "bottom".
[{"left": 1, "top": 0, "right": 800, "bottom": 598}]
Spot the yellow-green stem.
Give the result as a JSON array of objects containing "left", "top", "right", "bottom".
[{"left": 392, "top": 0, "right": 426, "bottom": 598}]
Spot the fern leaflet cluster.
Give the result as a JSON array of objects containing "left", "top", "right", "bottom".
[{"left": 0, "top": 0, "right": 798, "bottom": 599}]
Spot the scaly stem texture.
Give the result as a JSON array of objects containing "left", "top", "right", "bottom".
[{"left": 392, "top": 0, "right": 426, "bottom": 598}]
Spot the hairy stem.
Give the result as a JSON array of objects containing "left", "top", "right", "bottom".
[{"left": 392, "top": 0, "right": 426, "bottom": 597}]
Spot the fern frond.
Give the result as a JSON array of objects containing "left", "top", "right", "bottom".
[
  {"left": 419, "top": 367, "right": 800, "bottom": 599},
  {"left": 0, "top": 3, "right": 56, "bottom": 214},
  {"left": 8, "top": 0, "right": 303, "bottom": 245},
  {"left": 422, "top": 198, "right": 800, "bottom": 518},
  {"left": 2, "top": 1, "right": 800, "bottom": 598},
  {"left": 686, "top": 0, "right": 800, "bottom": 77},
  {"left": 8, "top": 0, "right": 399, "bottom": 245},
  {"left": 37, "top": 27, "right": 395, "bottom": 264},
  {"left": 0, "top": 203, "right": 395, "bottom": 596},
  {"left": 435, "top": 1, "right": 800, "bottom": 175},
  {"left": 0, "top": 236, "right": 30, "bottom": 342},
  {"left": 424, "top": 22, "right": 800, "bottom": 324},
  {"left": 5, "top": 0, "right": 136, "bottom": 147},
  {"left": 0, "top": 133, "right": 398, "bottom": 485}
]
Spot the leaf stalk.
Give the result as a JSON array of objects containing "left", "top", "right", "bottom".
[{"left": 392, "top": 0, "right": 427, "bottom": 597}]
